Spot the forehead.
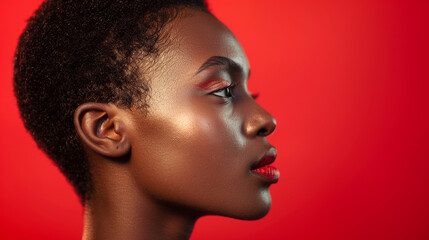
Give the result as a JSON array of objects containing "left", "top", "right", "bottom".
[{"left": 156, "top": 8, "right": 250, "bottom": 78}]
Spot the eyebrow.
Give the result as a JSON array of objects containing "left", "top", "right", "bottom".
[{"left": 195, "top": 56, "right": 249, "bottom": 77}]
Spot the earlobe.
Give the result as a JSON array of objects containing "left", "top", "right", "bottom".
[{"left": 74, "top": 103, "right": 131, "bottom": 158}]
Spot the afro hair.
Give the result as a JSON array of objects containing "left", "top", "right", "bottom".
[{"left": 14, "top": 0, "right": 209, "bottom": 203}]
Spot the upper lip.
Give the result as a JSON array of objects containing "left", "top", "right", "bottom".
[{"left": 251, "top": 147, "right": 277, "bottom": 170}]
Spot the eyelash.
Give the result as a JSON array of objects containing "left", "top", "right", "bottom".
[
  {"left": 210, "top": 84, "right": 260, "bottom": 102},
  {"left": 251, "top": 92, "right": 259, "bottom": 100},
  {"left": 211, "top": 84, "right": 235, "bottom": 98}
]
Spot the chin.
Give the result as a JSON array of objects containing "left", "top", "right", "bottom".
[
  {"left": 223, "top": 204, "right": 271, "bottom": 221},
  {"left": 219, "top": 192, "right": 273, "bottom": 220},
  {"left": 240, "top": 206, "right": 271, "bottom": 220}
]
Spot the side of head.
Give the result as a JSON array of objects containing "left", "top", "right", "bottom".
[
  {"left": 15, "top": 0, "right": 278, "bottom": 222},
  {"left": 13, "top": 0, "right": 208, "bottom": 203}
]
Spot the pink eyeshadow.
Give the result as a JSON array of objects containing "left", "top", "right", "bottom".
[{"left": 196, "top": 78, "right": 230, "bottom": 91}]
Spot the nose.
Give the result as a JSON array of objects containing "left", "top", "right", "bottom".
[{"left": 243, "top": 102, "right": 276, "bottom": 138}]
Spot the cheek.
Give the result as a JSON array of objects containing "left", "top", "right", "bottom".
[
  {"left": 129, "top": 105, "right": 271, "bottom": 219},
  {"left": 130, "top": 108, "right": 242, "bottom": 196}
]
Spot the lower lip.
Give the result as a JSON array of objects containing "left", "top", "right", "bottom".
[{"left": 252, "top": 166, "right": 280, "bottom": 183}]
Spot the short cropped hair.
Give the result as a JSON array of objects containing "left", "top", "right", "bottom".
[{"left": 14, "top": 0, "right": 208, "bottom": 203}]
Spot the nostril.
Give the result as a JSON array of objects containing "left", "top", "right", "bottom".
[{"left": 256, "top": 128, "right": 268, "bottom": 137}]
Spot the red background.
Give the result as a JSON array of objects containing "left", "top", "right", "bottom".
[{"left": 1, "top": 0, "right": 429, "bottom": 239}]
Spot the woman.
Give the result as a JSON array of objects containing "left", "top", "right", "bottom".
[{"left": 14, "top": 0, "right": 278, "bottom": 239}]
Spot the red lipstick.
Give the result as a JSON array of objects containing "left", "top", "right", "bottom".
[{"left": 251, "top": 151, "right": 279, "bottom": 183}]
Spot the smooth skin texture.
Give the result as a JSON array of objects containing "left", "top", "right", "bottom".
[{"left": 74, "top": 8, "right": 277, "bottom": 240}]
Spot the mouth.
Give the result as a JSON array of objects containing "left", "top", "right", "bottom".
[{"left": 250, "top": 148, "right": 280, "bottom": 183}]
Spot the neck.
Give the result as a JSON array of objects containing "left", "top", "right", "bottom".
[
  {"left": 82, "top": 203, "right": 196, "bottom": 240},
  {"left": 82, "top": 159, "right": 198, "bottom": 240}
]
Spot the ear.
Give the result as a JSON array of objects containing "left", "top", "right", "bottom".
[{"left": 74, "top": 103, "right": 131, "bottom": 158}]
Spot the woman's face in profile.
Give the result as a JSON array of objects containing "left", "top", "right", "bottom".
[{"left": 126, "top": 9, "right": 277, "bottom": 219}]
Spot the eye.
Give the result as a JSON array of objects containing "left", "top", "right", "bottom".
[{"left": 211, "top": 85, "right": 233, "bottom": 98}]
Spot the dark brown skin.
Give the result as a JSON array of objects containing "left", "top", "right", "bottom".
[{"left": 74, "top": 8, "right": 276, "bottom": 240}]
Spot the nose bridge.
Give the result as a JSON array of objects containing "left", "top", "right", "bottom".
[{"left": 242, "top": 100, "right": 276, "bottom": 138}]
